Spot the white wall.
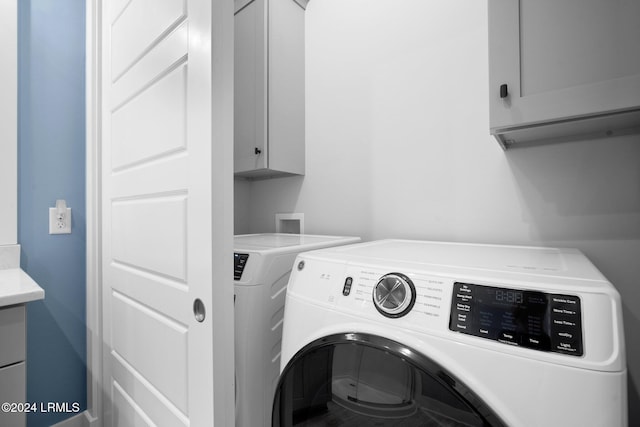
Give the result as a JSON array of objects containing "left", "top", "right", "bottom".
[
  {"left": 234, "top": 178, "right": 251, "bottom": 234},
  {"left": 0, "top": 0, "right": 17, "bottom": 245},
  {"left": 237, "top": 0, "right": 640, "bottom": 422}
]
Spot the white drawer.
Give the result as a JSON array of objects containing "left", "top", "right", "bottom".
[{"left": 0, "top": 305, "right": 25, "bottom": 367}]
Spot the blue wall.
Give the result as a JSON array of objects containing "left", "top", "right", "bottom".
[{"left": 18, "top": 1, "right": 86, "bottom": 426}]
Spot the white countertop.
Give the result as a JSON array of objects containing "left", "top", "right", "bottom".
[
  {"left": 0, "top": 268, "right": 45, "bottom": 307},
  {"left": 0, "top": 244, "right": 45, "bottom": 307}
]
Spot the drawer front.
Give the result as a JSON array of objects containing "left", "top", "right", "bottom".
[
  {"left": 0, "top": 305, "right": 26, "bottom": 367},
  {"left": 0, "top": 362, "right": 26, "bottom": 427}
]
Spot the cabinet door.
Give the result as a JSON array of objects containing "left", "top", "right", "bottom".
[
  {"left": 267, "top": 0, "right": 305, "bottom": 176},
  {"left": 0, "top": 362, "right": 26, "bottom": 427},
  {"left": 0, "top": 305, "right": 25, "bottom": 367},
  {"left": 489, "top": 0, "right": 640, "bottom": 142},
  {"left": 235, "top": 0, "right": 268, "bottom": 173}
]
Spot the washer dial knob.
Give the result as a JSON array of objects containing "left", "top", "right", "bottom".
[{"left": 373, "top": 273, "right": 416, "bottom": 318}]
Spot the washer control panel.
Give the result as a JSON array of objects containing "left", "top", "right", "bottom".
[
  {"left": 234, "top": 253, "right": 249, "bottom": 280},
  {"left": 372, "top": 273, "right": 416, "bottom": 318},
  {"left": 449, "top": 282, "right": 583, "bottom": 356}
]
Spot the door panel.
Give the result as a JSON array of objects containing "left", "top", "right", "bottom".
[
  {"left": 111, "top": 64, "right": 187, "bottom": 170},
  {"left": 519, "top": 0, "right": 640, "bottom": 97},
  {"left": 111, "top": 291, "right": 189, "bottom": 413},
  {"left": 111, "top": 22, "right": 188, "bottom": 113},
  {"left": 112, "top": 381, "right": 157, "bottom": 427},
  {"left": 111, "top": 195, "right": 188, "bottom": 280},
  {"left": 111, "top": 0, "right": 186, "bottom": 80},
  {"left": 111, "top": 353, "right": 188, "bottom": 427}
]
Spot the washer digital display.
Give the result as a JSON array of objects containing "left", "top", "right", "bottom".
[{"left": 449, "top": 282, "right": 583, "bottom": 356}]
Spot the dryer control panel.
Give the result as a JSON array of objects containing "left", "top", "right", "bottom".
[{"left": 449, "top": 282, "right": 583, "bottom": 356}]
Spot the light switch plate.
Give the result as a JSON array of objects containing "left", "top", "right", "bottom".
[{"left": 49, "top": 207, "right": 72, "bottom": 234}]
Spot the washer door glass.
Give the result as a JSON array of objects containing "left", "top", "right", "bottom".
[{"left": 273, "top": 333, "right": 505, "bottom": 427}]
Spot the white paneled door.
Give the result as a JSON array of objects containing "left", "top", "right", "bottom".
[{"left": 100, "top": 0, "right": 234, "bottom": 426}]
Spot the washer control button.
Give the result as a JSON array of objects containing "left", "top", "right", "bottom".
[
  {"left": 342, "top": 277, "right": 353, "bottom": 296},
  {"left": 372, "top": 273, "right": 416, "bottom": 318},
  {"left": 498, "top": 331, "right": 518, "bottom": 345}
]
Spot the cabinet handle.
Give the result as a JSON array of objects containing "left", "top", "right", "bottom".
[
  {"left": 254, "top": 147, "right": 262, "bottom": 155},
  {"left": 500, "top": 84, "right": 508, "bottom": 99}
]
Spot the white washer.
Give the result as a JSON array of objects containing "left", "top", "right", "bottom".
[
  {"left": 233, "top": 233, "right": 360, "bottom": 427},
  {"left": 273, "top": 240, "right": 627, "bottom": 426}
]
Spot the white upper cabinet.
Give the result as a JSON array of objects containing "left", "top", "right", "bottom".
[
  {"left": 489, "top": 0, "right": 640, "bottom": 148},
  {"left": 234, "top": 0, "right": 307, "bottom": 178}
]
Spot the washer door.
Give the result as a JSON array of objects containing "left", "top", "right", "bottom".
[{"left": 273, "top": 333, "right": 505, "bottom": 427}]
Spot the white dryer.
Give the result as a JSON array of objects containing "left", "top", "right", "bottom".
[
  {"left": 233, "top": 233, "right": 360, "bottom": 427},
  {"left": 273, "top": 240, "right": 627, "bottom": 426}
]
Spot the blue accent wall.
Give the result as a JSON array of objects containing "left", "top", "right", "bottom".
[{"left": 18, "top": 1, "right": 87, "bottom": 426}]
